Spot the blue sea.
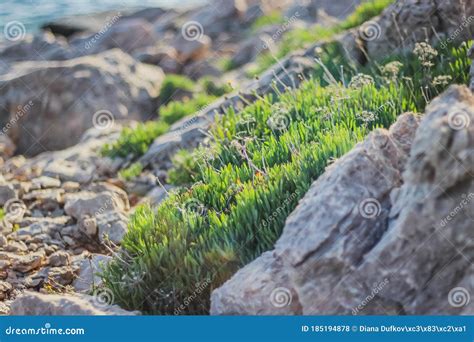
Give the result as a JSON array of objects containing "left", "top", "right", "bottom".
[{"left": 0, "top": 0, "right": 205, "bottom": 35}]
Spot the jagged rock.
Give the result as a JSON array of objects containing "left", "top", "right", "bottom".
[
  {"left": 348, "top": 0, "right": 474, "bottom": 60},
  {"left": 211, "top": 85, "right": 474, "bottom": 315},
  {"left": 96, "top": 211, "right": 128, "bottom": 244},
  {"left": 73, "top": 254, "right": 112, "bottom": 292},
  {"left": 9, "top": 291, "right": 137, "bottom": 315},
  {"left": 0, "top": 49, "right": 164, "bottom": 155}
]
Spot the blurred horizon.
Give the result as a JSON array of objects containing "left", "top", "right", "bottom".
[{"left": 0, "top": 0, "right": 207, "bottom": 36}]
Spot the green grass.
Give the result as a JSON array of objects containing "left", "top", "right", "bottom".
[
  {"left": 0, "top": 208, "right": 4, "bottom": 220},
  {"left": 251, "top": 11, "right": 285, "bottom": 31},
  {"left": 160, "top": 94, "right": 217, "bottom": 125},
  {"left": 102, "top": 40, "right": 471, "bottom": 314},
  {"left": 160, "top": 74, "right": 196, "bottom": 103},
  {"left": 119, "top": 162, "right": 144, "bottom": 181},
  {"left": 102, "top": 121, "right": 170, "bottom": 159}
]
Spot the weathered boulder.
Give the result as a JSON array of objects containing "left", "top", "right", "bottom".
[
  {"left": 211, "top": 85, "right": 474, "bottom": 315},
  {"left": 0, "top": 49, "right": 164, "bottom": 155},
  {"left": 340, "top": 0, "right": 474, "bottom": 61},
  {"left": 9, "top": 291, "right": 137, "bottom": 315}
]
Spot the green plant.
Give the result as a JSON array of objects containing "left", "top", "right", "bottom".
[
  {"left": 102, "top": 121, "right": 169, "bottom": 158},
  {"left": 0, "top": 208, "right": 4, "bottom": 220},
  {"left": 251, "top": 11, "right": 284, "bottom": 31},
  {"left": 160, "top": 74, "right": 196, "bottom": 103},
  {"left": 119, "top": 162, "right": 144, "bottom": 181},
  {"left": 159, "top": 94, "right": 217, "bottom": 126},
  {"left": 250, "top": 0, "right": 393, "bottom": 76},
  {"left": 199, "top": 77, "right": 233, "bottom": 97},
  {"left": 104, "top": 36, "right": 470, "bottom": 315}
]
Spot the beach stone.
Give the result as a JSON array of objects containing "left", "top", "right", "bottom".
[{"left": 73, "top": 254, "right": 112, "bottom": 292}]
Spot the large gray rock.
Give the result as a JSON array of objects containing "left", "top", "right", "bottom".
[
  {"left": 0, "top": 49, "right": 164, "bottom": 156},
  {"left": 340, "top": 0, "right": 474, "bottom": 61},
  {"left": 9, "top": 291, "right": 137, "bottom": 315},
  {"left": 211, "top": 85, "right": 474, "bottom": 315}
]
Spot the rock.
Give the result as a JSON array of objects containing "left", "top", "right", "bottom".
[
  {"left": 141, "top": 185, "right": 173, "bottom": 207},
  {"left": 71, "top": 19, "right": 158, "bottom": 55},
  {"left": 182, "top": 60, "right": 222, "bottom": 80},
  {"left": 64, "top": 191, "right": 127, "bottom": 220},
  {"left": 23, "top": 188, "right": 65, "bottom": 203},
  {"left": 0, "top": 281, "right": 13, "bottom": 300},
  {"left": 0, "top": 184, "right": 17, "bottom": 206},
  {"left": 9, "top": 291, "right": 137, "bottom": 315},
  {"left": 230, "top": 34, "right": 273, "bottom": 68},
  {"left": 63, "top": 181, "right": 80, "bottom": 192},
  {"left": 190, "top": 0, "right": 247, "bottom": 38},
  {"left": 211, "top": 86, "right": 474, "bottom": 315},
  {"left": 48, "top": 251, "right": 71, "bottom": 267},
  {"left": 4, "top": 240, "right": 28, "bottom": 253},
  {"left": 0, "top": 49, "right": 164, "bottom": 156},
  {"left": 0, "top": 31, "right": 69, "bottom": 63},
  {"left": 0, "top": 235, "right": 7, "bottom": 247},
  {"left": 73, "top": 254, "right": 112, "bottom": 292},
  {"left": 78, "top": 215, "right": 98, "bottom": 237},
  {"left": 12, "top": 252, "right": 44, "bottom": 273},
  {"left": 96, "top": 211, "right": 128, "bottom": 244},
  {"left": 42, "top": 11, "right": 124, "bottom": 38},
  {"left": 355, "top": 0, "right": 474, "bottom": 60},
  {"left": 172, "top": 34, "right": 212, "bottom": 63},
  {"left": 0, "top": 134, "right": 15, "bottom": 159},
  {"left": 31, "top": 176, "right": 61, "bottom": 189}
]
